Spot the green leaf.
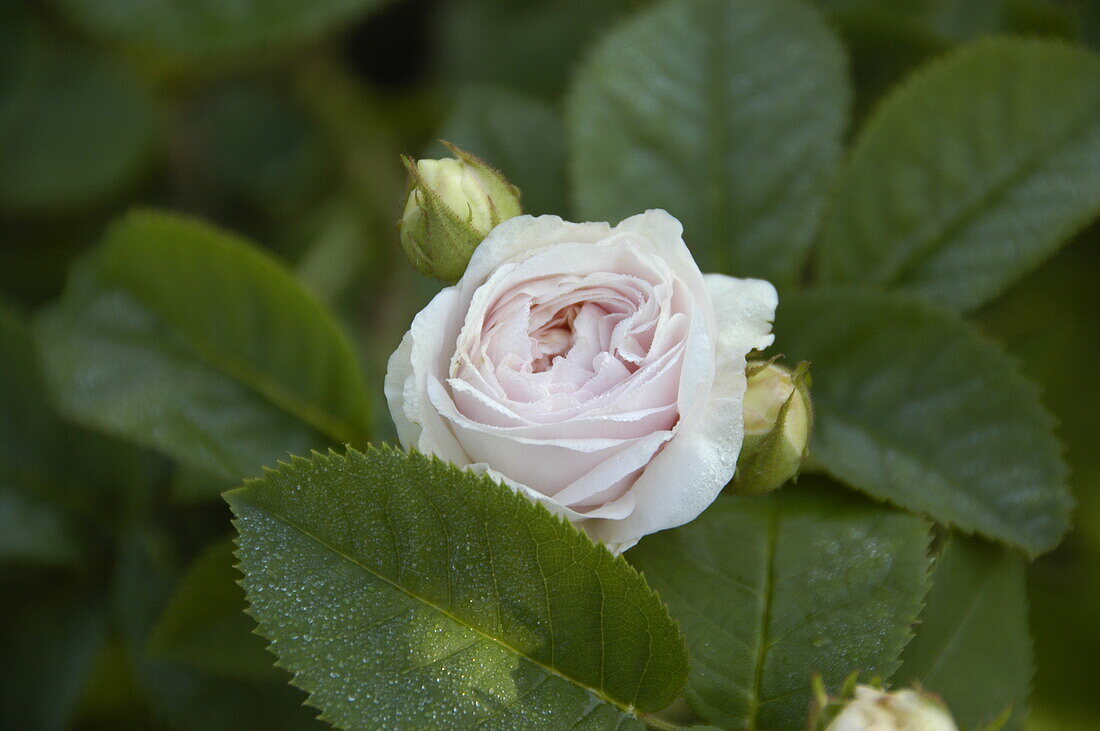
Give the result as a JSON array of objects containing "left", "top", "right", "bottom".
[
  {"left": 106, "top": 522, "right": 319, "bottom": 730},
  {"left": 978, "top": 228, "right": 1100, "bottom": 553},
  {"left": 228, "top": 446, "right": 688, "bottom": 728},
  {"left": 0, "top": 23, "right": 154, "bottom": 213},
  {"left": 435, "top": 0, "right": 633, "bottom": 99},
  {"left": 818, "top": 39, "right": 1100, "bottom": 311},
  {"left": 433, "top": 85, "right": 567, "bottom": 216},
  {"left": 148, "top": 539, "right": 279, "bottom": 681},
  {"left": 568, "top": 0, "right": 850, "bottom": 283},
  {"left": 893, "top": 535, "right": 1032, "bottom": 730},
  {"left": 1, "top": 297, "right": 158, "bottom": 569},
  {"left": 629, "top": 482, "right": 932, "bottom": 730},
  {"left": 49, "top": 0, "right": 396, "bottom": 62},
  {"left": 0, "top": 301, "right": 147, "bottom": 564},
  {"left": 0, "top": 303, "right": 83, "bottom": 565},
  {"left": 36, "top": 210, "right": 370, "bottom": 480},
  {"left": 775, "top": 289, "right": 1071, "bottom": 556}
]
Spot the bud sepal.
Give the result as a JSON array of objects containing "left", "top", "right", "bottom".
[
  {"left": 398, "top": 142, "right": 522, "bottom": 281},
  {"left": 730, "top": 359, "right": 814, "bottom": 495}
]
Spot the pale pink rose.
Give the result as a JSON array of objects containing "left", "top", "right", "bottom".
[{"left": 385, "top": 210, "right": 777, "bottom": 551}]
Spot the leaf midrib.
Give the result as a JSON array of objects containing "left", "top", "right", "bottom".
[
  {"left": 234, "top": 492, "right": 639, "bottom": 718},
  {"left": 820, "top": 408, "right": 1034, "bottom": 551},
  {"left": 870, "top": 80, "right": 1100, "bottom": 291},
  {"left": 919, "top": 560, "right": 996, "bottom": 684},
  {"left": 131, "top": 298, "right": 366, "bottom": 447},
  {"left": 746, "top": 502, "right": 779, "bottom": 729},
  {"left": 102, "top": 223, "right": 369, "bottom": 447}
]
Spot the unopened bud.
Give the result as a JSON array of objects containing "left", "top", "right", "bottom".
[
  {"left": 399, "top": 143, "right": 522, "bottom": 281},
  {"left": 731, "top": 360, "right": 813, "bottom": 495},
  {"left": 817, "top": 683, "right": 958, "bottom": 731}
]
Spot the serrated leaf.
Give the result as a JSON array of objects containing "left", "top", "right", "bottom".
[
  {"left": 433, "top": 86, "right": 566, "bottom": 215},
  {"left": 775, "top": 289, "right": 1071, "bottom": 556},
  {"left": 148, "top": 539, "right": 279, "bottom": 681},
  {"left": 978, "top": 228, "right": 1100, "bottom": 553},
  {"left": 568, "top": 0, "right": 849, "bottom": 283},
  {"left": 0, "top": 21, "right": 153, "bottom": 213},
  {"left": 36, "top": 210, "right": 370, "bottom": 480},
  {"left": 629, "top": 482, "right": 932, "bottom": 730},
  {"left": 48, "top": 0, "right": 395, "bottom": 62},
  {"left": 818, "top": 39, "right": 1100, "bottom": 311},
  {"left": 893, "top": 535, "right": 1032, "bottom": 730},
  {"left": 228, "top": 447, "right": 688, "bottom": 729}
]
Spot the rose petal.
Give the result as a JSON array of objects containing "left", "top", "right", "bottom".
[{"left": 587, "top": 274, "right": 777, "bottom": 546}]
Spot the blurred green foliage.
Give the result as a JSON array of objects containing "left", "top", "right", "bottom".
[{"left": 1, "top": 0, "right": 1098, "bottom": 728}]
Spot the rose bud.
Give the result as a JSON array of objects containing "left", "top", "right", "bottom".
[
  {"left": 814, "top": 684, "right": 959, "bottom": 731},
  {"left": 730, "top": 360, "right": 813, "bottom": 495},
  {"left": 386, "top": 209, "right": 777, "bottom": 552},
  {"left": 399, "top": 143, "right": 522, "bottom": 281}
]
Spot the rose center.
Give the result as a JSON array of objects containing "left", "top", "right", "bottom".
[{"left": 530, "top": 303, "right": 584, "bottom": 372}]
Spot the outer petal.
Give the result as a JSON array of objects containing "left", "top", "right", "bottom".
[
  {"left": 589, "top": 274, "right": 778, "bottom": 548},
  {"left": 383, "top": 330, "right": 419, "bottom": 446},
  {"left": 460, "top": 215, "right": 613, "bottom": 294},
  {"left": 383, "top": 286, "right": 469, "bottom": 466},
  {"left": 467, "top": 463, "right": 637, "bottom": 524}
]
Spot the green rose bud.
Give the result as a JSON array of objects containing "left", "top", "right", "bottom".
[
  {"left": 731, "top": 360, "right": 813, "bottom": 495},
  {"left": 399, "top": 143, "right": 522, "bottom": 281},
  {"left": 811, "top": 677, "right": 959, "bottom": 731}
]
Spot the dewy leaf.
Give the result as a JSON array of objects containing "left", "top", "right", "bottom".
[
  {"left": 568, "top": 0, "right": 849, "bottom": 283},
  {"left": 227, "top": 446, "right": 687, "bottom": 729},
  {"left": 49, "top": 0, "right": 395, "bottom": 62},
  {"left": 0, "top": 19, "right": 154, "bottom": 213},
  {"left": 629, "top": 482, "right": 932, "bottom": 730},
  {"left": 818, "top": 39, "right": 1100, "bottom": 312},
  {"left": 434, "top": 86, "right": 567, "bottom": 216},
  {"left": 148, "top": 539, "right": 279, "bottom": 681},
  {"left": 776, "top": 289, "right": 1072, "bottom": 556},
  {"left": 36, "top": 210, "right": 370, "bottom": 480},
  {"left": 893, "top": 535, "right": 1032, "bottom": 730}
]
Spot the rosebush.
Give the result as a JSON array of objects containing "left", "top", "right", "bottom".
[{"left": 2, "top": 0, "right": 1100, "bottom": 729}]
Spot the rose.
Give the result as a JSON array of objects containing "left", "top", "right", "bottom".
[
  {"left": 385, "top": 209, "right": 777, "bottom": 551},
  {"left": 825, "top": 686, "right": 957, "bottom": 731}
]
